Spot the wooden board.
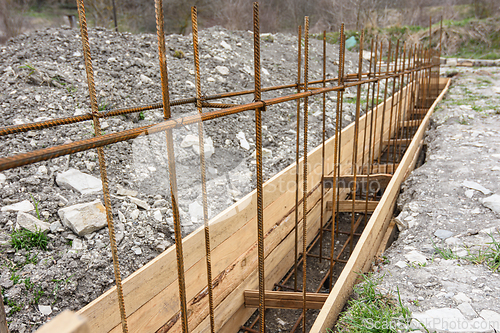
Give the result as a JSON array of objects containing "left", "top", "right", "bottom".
[
  {"left": 309, "top": 77, "right": 451, "bottom": 333},
  {"left": 325, "top": 200, "right": 379, "bottom": 213},
  {"left": 323, "top": 174, "right": 392, "bottom": 190},
  {"left": 35, "top": 311, "right": 89, "bottom": 333},
  {"left": 244, "top": 290, "right": 328, "bottom": 309}
]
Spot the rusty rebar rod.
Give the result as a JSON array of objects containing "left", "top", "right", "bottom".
[
  {"left": 191, "top": 7, "right": 215, "bottom": 333},
  {"left": 294, "top": 25, "right": 302, "bottom": 293},
  {"left": 76, "top": 0, "right": 128, "bottom": 332},
  {"left": 301, "top": 16, "right": 310, "bottom": 333}
]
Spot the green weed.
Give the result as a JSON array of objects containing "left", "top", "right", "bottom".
[
  {"left": 335, "top": 273, "right": 419, "bottom": 332},
  {"left": 19, "top": 62, "right": 36, "bottom": 75},
  {"left": 11, "top": 228, "right": 48, "bottom": 251},
  {"left": 29, "top": 194, "right": 41, "bottom": 220},
  {"left": 432, "top": 240, "right": 457, "bottom": 259},
  {"left": 139, "top": 111, "right": 145, "bottom": 120},
  {"left": 173, "top": 50, "right": 185, "bottom": 59}
]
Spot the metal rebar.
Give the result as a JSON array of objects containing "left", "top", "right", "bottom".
[
  {"left": 329, "top": 23, "right": 344, "bottom": 290},
  {"left": 319, "top": 30, "right": 327, "bottom": 263},
  {"left": 191, "top": 7, "right": 215, "bottom": 333},
  {"left": 294, "top": 24, "right": 302, "bottom": 293},
  {"left": 387, "top": 40, "right": 400, "bottom": 168},
  {"left": 378, "top": 40, "right": 391, "bottom": 165},
  {"left": 350, "top": 31, "right": 364, "bottom": 254},
  {"left": 75, "top": 1, "right": 128, "bottom": 332},
  {"left": 301, "top": 16, "right": 309, "bottom": 333},
  {"left": 155, "top": 1, "right": 188, "bottom": 332},
  {"left": 253, "top": 3, "right": 266, "bottom": 333}
]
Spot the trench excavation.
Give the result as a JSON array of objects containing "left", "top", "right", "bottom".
[{"left": 0, "top": 1, "right": 451, "bottom": 333}]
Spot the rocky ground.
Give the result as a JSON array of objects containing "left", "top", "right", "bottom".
[
  {"left": 0, "top": 25, "right": 371, "bottom": 332},
  {"left": 371, "top": 66, "right": 500, "bottom": 332}
]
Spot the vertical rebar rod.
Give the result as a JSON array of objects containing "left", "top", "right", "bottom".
[
  {"left": 350, "top": 30, "right": 364, "bottom": 254},
  {"left": 154, "top": 1, "right": 188, "bottom": 332},
  {"left": 319, "top": 30, "right": 327, "bottom": 262},
  {"left": 75, "top": 1, "right": 128, "bottom": 332},
  {"left": 370, "top": 40, "right": 382, "bottom": 167},
  {"left": 335, "top": 31, "right": 346, "bottom": 237},
  {"left": 363, "top": 38, "right": 378, "bottom": 224},
  {"left": 387, "top": 40, "right": 399, "bottom": 168},
  {"left": 302, "top": 16, "right": 309, "bottom": 333},
  {"left": 329, "top": 24, "right": 344, "bottom": 289},
  {"left": 378, "top": 40, "right": 391, "bottom": 165},
  {"left": 253, "top": 3, "right": 266, "bottom": 333},
  {"left": 191, "top": 7, "right": 215, "bottom": 333},
  {"left": 294, "top": 25, "right": 302, "bottom": 292},
  {"left": 361, "top": 39, "right": 374, "bottom": 173},
  {"left": 394, "top": 43, "right": 407, "bottom": 162}
]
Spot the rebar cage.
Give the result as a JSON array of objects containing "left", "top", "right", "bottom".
[{"left": 0, "top": 1, "right": 444, "bottom": 333}]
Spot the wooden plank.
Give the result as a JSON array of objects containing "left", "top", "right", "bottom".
[
  {"left": 35, "top": 311, "right": 89, "bottom": 333},
  {"left": 376, "top": 220, "right": 396, "bottom": 257},
  {"left": 383, "top": 138, "right": 412, "bottom": 146},
  {"left": 363, "top": 164, "right": 398, "bottom": 174},
  {"left": 326, "top": 200, "right": 379, "bottom": 213},
  {"left": 323, "top": 174, "right": 392, "bottom": 190},
  {"left": 310, "top": 77, "right": 451, "bottom": 333},
  {"left": 0, "top": 288, "right": 8, "bottom": 333},
  {"left": 400, "top": 119, "right": 421, "bottom": 127},
  {"left": 411, "top": 108, "right": 428, "bottom": 115},
  {"left": 244, "top": 290, "right": 328, "bottom": 309}
]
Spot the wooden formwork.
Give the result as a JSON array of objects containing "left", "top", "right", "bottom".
[{"left": 36, "top": 76, "right": 451, "bottom": 332}]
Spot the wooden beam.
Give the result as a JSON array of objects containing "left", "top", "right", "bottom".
[
  {"left": 35, "top": 311, "right": 89, "bottom": 333},
  {"left": 310, "top": 77, "right": 451, "bottom": 333},
  {"left": 363, "top": 163, "right": 398, "bottom": 174},
  {"left": 400, "top": 119, "right": 421, "bottom": 128},
  {"left": 244, "top": 290, "right": 328, "bottom": 309},
  {"left": 326, "top": 200, "right": 379, "bottom": 213},
  {"left": 383, "top": 138, "right": 412, "bottom": 146},
  {"left": 0, "top": 288, "right": 8, "bottom": 333},
  {"left": 411, "top": 108, "right": 428, "bottom": 115},
  {"left": 323, "top": 174, "right": 392, "bottom": 191}
]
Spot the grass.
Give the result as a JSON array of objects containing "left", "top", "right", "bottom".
[
  {"left": 334, "top": 273, "right": 419, "bottom": 333},
  {"left": 30, "top": 194, "right": 41, "bottom": 220},
  {"left": 10, "top": 227, "right": 48, "bottom": 251},
  {"left": 432, "top": 233, "right": 500, "bottom": 272}
]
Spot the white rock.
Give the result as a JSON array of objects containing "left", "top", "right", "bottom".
[
  {"left": 395, "top": 260, "right": 407, "bottom": 268},
  {"left": 117, "top": 210, "right": 126, "bottom": 223},
  {"left": 58, "top": 200, "right": 107, "bottom": 236},
  {"left": 189, "top": 202, "right": 204, "bottom": 223},
  {"left": 192, "top": 137, "right": 214, "bottom": 158},
  {"left": 404, "top": 250, "right": 427, "bottom": 265},
  {"left": 251, "top": 148, "right": 272, "bottom": 159},
  {"left": 72, "top": 238, "right": 86, "bottom": 251},
  {"left": 186, "top": 80, "right": 195, "bottom": 88},
  {"left": 236, "top": 131, "right": 250, "bottom": 150},
  {"left": 129, "top": 196, "right": 150, "bottom": 210},
  {"left": 1, "top": 200, "right": 34, "bottom": 213},
  {"left": 465, "top": 189, "right": 475, "bottom": 198},
  {"left": 155, "top": 240, "right": 172, "bottom": 252},
  {"left": 140, "top": 74, "right": 152, "bottom": 84},
  {"left": 132, "top": 246, "right": 142, "bottom": 255},
  {"left": 38, "top": 304, "right": 52, "bottom": 316},
  {"left": 458, "top": 302, "right": 477, "bottom": 318},
  {"left": 462, "top": 180, "right": 492, "bottom": 195},
  {"left": 36, "top": 166, "right": 48, "bottom": 176},
  {"left": 50, "top": 221, "right": 64, "bottom": 233},
  {"left": 0, "top": 173, "right": 5, "bottom": 185},
  {"left": 74, "top": 108, "right": 84, "bottom": 116},
  {"left": 492, "top": 166, "right": 500, "bottom": 171},
  {"left": 394, "top": 211, "right": 409, "bottom": 231},
  {"left": 412, "top": 308, "right": 492, "bottom": 332},
  {"left": 434, "top": 229, "right": 454, "bottom": 240},
  {"left": 262, "top": 67, "right": 270, "bottom": 76},
  {"left": 153, "top": 210, "right": 163, "bottom": 222},
  {"left": 481, "top": 194, "right": 500, "bottom": 214},
  {"left": 130, "top": 209, "right": 140, "bottom": 220},
  {"left": 16, "top": 212, "right": 50, "bottom": 233},
  {"left": 480, "top": 310, "right": 500, "bottom": 329},
  {"left": 115, "top": 221, "right": 125, "bottom": 244},
  {"left": 56, "top": 168, "right": 102, "bottom": 195},
  {"left": 216, "top": 66, "right": 229, "bottom": 75},
  {"left": 180, "top": 134, "right": 199, "bottom": 148},
  {"left": 447, "top": 58, "right": 458, "bottom": 67},
  {"left": 453, "top": 292, "right": 471, "bottom": 303},
  {"left": 220, "top": 40, "right": 231, "bottom": 50},
  {"left": 100, "top": 121, "right": 109, "bottom": 130}
]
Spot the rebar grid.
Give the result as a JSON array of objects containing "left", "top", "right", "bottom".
[{"left": 0, "top": 2, "right": 445, "bottom": 333}]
